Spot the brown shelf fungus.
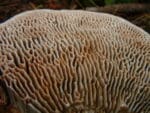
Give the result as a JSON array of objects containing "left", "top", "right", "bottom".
[{"left": 0, "top": 10, "right": 149, "bottom": 113}]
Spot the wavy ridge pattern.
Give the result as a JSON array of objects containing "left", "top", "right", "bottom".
[{"left": 0, "top": 10, "right": 149, "bottom": 113}]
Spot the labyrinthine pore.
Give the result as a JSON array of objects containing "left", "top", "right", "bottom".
[{"left": 0, "top": 10, "right": 150, "bottom": 113}]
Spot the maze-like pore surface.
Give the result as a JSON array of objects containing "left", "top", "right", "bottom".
[{"left": 0, "top": 10, "right": 150, "bottom": 113}]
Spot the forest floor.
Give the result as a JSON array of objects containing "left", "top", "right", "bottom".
[{"left": 0, "top": 0, "right": 150, "bottom": 33}]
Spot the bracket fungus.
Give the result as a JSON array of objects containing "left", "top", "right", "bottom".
[{"left": 0, "top": 10, "right": 149, "bottom": 113}]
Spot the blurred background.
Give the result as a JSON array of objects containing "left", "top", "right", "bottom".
[{"left": 0, "top": 0, "right": 150, "bottom": 33}]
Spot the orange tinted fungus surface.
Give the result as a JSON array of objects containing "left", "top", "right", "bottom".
[{"left": 0, "top": 10, "right": 149, "bottom": 113}]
